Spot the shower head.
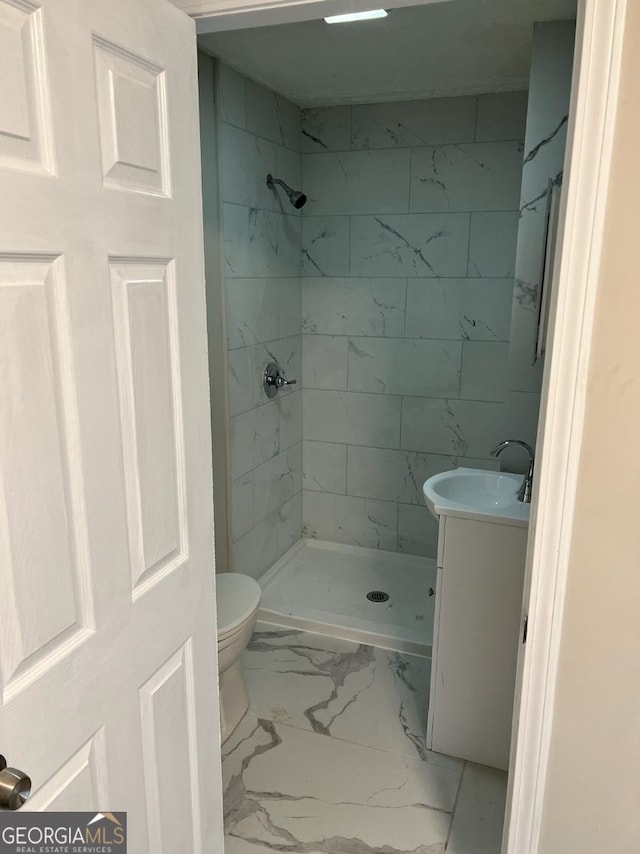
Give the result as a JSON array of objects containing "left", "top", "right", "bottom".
[{"left": 266, "top": 174, "right": 307, "bottom": 209}]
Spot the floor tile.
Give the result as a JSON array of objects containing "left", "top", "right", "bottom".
[
  {"left": 223, "top": 714, "right": 458, "bottom": 853},
  {"left": 244, "top": 628, "right": 460, "bottom": 771},
  {"left": 446, "top": 762, "right": 508, "bottom": 853}
]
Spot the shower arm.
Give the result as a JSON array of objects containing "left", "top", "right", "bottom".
[
  {"left": 266, "top": 173, "right": 307, "bottom": 209},
  {"left": 267, "top": 175, "right": 288, "bottom": 192}
]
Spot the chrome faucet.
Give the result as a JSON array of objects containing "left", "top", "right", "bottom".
[{"left": 490, "top": 439, "right": 535, "bottom": 503}]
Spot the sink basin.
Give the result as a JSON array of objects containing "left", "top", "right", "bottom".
[{"left": 423, "top": 467, "right": 529, "bottom": 526}]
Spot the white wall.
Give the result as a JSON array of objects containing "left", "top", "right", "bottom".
[
  {"left": 299, "top": 94, "right": 527, "bottom": 556},
  {"left": 217, "top": 62, "right": 304, "bottom": 577}
]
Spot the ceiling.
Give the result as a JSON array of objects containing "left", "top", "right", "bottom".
[{"left": 198, "top": 0, "right": 576, "bottom": 107}]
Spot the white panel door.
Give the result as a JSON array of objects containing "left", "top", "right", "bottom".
[{"left": 0, "top": 0, "right": 224, "bottom": 851}]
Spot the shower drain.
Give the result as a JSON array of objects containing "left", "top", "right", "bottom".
[{"left": 366, "top": 590, "right": 390, "bottom": 603}]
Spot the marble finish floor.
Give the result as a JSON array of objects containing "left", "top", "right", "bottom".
[{"left": 222, "top": 626, "right": 507, "bottom": 853}]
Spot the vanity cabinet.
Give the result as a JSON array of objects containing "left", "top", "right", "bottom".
[{"left": 427, "top": 514, "right": 528, "bottom": 770}]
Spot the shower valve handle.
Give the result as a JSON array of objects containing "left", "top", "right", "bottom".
[
  {"left": 276, "top": 376, "right": 297, "bottom": 388},
  {"left": 263, "top": 361, "right": 297, "bottom": 398}
]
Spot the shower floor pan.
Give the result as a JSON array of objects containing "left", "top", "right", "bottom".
[{"left": 258, "top": 539, "right": 437, "bottom": 656}]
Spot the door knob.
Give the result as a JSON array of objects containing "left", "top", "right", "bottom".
[
  {"left": 0, "top": 756, "right": 31, "bottom": 810},
  {"left": 263, "top": 361, "right": 297, "bottom": 399}
]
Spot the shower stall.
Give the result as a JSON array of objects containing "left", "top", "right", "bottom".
[{"left": 198, "top": 19, "right": 575, "bottom": 654}]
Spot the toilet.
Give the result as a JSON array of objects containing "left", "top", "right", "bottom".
[{"left": 216, "top": 572, "right": 262, "bottom": 743}]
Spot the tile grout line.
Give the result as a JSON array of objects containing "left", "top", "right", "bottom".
[
  {"left": 446, "top": 760, "right": 468, "bottom": 849},
  {"left": 233, "top": 710, "right": 462, "bottom": 779},
  {"left": 474, "top": 94, "right": 480, "bottom": 142},
  {"left": 301, "top": 386, "right": 507, "bottom": 403},
  {"left": 297, "top": 138, "right": 525, "bottom": 157},
  {"left": 228, "top": 272, "right": 518, "bottom": 286},
  {"left": 300, "top": 208, "right": 521, "bottom": 218}
]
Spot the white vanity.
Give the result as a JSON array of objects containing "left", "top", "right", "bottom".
[{"left": 423, "top": 468, "right": 530, "bottom": 771}]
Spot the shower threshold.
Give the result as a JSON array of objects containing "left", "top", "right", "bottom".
[{"left": 257, "top": 539, "right": 436, "bottom": 656}]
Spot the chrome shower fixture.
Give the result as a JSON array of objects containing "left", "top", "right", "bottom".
[{"left": 266, "top": 174, "right": 307, "bottom": 209}]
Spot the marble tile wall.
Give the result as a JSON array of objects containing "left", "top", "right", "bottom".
[
  {"left": 503, "top": 21, "right": 575, "bottom": 470},
  {"left": 215, "top": 53, "right": 573, "bottom": 569},
  {"left": 218, "top": 62, "right": 303, "bottom": 577},
  {"left": 300, "top": 92, "right": 527, "bottom": 558}
]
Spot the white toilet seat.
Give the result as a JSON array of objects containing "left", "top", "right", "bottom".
[{"left": 216, "top": 573, "right": 261, "bottom": 640}]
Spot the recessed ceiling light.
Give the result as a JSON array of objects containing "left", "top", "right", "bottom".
[{"left": 324, "top": 9, "right": 388, "bottom": 24}]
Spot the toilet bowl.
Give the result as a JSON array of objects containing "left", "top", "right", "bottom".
[{"left": 216, "top": 572, "right": 261, "bottom": 743}]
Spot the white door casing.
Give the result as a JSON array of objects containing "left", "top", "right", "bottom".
[
  {"left": 0, "top": 0, "right": 224, "bottom": 851},
  {"left": 502, "top": 0, "right": 628, "bottom": 850}
]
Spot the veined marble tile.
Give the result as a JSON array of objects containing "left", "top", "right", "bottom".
[
  {"left": 303, "top": 491, "right": 397, "bottom": 550},
  {"left": 226, "top": 278, "right": 279, "bottom": 349},
  {"left": 278, "top": 390, "right": 302, "bottom": 451},
  {"left": 245, "top": 77, "right": 301, "bottom": 150},
  {"left": 460, "top": 341, "right": 509, "bottom": 402},
  {"left": 398, "top": 503, "right": 440, "bottom": 560},
  {"left": 301, "top": 216, "right": 350, "bottom": 277},
  {"left": 512, "top": 272, "right": 539, "bottom": 316},
  {"left": 405, "top": 278, "right": 513, "bottom": 342},
  {"left": 500, "top": 391, "right": 540, "bottom": 473},
  {"left": 350, "top": 213, "right": 469, "bottom": 278},
  {"left": 276, "top": 491, "right": 302, "bottom": 555},
  {"left": 446, "top": 762, "right": 507, "bottom": 854},
  {"left": 410, "top": 142, "right": 523, "bottom": 213},
  {"left": 248, "top": 209, "right": 301, "bottom": 278},
  {"left": 507, "top": 26, "right": 574, "bottom": 404},
  {"left": 303, "top": 149, "right": 411, "bottom": 215},
  {"left": 303, "top": 389, "right": 401, "bottom": 448},
  {"left": 227, "top": 346, "right": 254, "bottom": 416},
  {"left": 347, "top": 337, "right": 462, "bottom": 397},
  {"left": 223, "top": 203, "right": 251, "bottom": 278},
  {"left": 475, "top": 91, "right": 528, "bottom": 142},
  {"left": 251, "top": 335, "right": 301, "bottom": 407},
  {"left": 518, "top": 182, "right": 558, "bottom": 267},
  {"left": 401, "top": 397, "right": 505, "bottom": 457},
  {"left": 223, "top": 714, "right": 457, "bottom": 852},
  {"left": 517, "top": 28, "right": 573, "bottom": 227},
  {"left": 303, "top": 440, "right": 347, "bottom": 494},
  {"left": 217, "top": 62, "right": 246, "bottom": 130},
  {"left": 468, "top": 211, "right": 519, "bottom": 278},
  {"left": 276, "top": 276, "right": 301, "bottom": 340},
  {"left": 231, "top": 515, "right": 280, "bottom": 579},
  {"left": 347, "top": 447, "right": 456, "bottom": 505},
  {"left": 351, "top": 97, "right": 476, "bottom": 149},
  {"left": 253, "top": 443, "right": 302, "bottom": 524},
  {"left": 507, "top": 282, "right": 546, "bottom": 394},
  {"left": 244, "top": 628, "right": 461, "bottom": 770},
  {"left": 220, "top": 123, "right": 277, "bottom": 211},
  {"left": 519, "top": 141, "right": 567, "bottom": 219},
  {"left": 303, "top": 334, "right": 348, "bottom": 390},
  {"left": 302, "top": 105, "right": 351, "bottom": 152},
  {"left": 231, "top": 472, "right": 254, "bottom": 542},
  {"left": 275, "top": 145, "right": 302, "bottom": 214},
  {"left": 456, "top": 456, "right": 500, "bottom": 471},
  {"left": 518, "top": 23, "right": 573, "bottom": 219},
  {"left": 302, "top": 277, "right": 406, "bottom": 337},
  {"left": 230, "top": 401, "right": 280, "bottom": 480}
]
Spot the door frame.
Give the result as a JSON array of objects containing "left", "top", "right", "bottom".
[
  {"left": 501, "top": 0, "right": 627, "bottom": 849},
  {"left": 174, "top": 0, "right": 628, "bottom": 848}
]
